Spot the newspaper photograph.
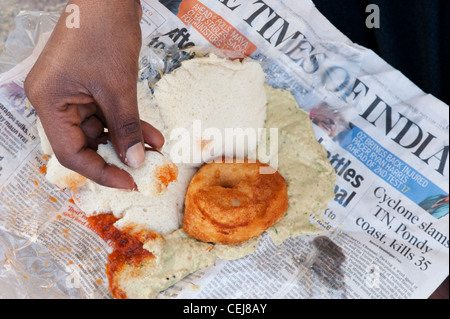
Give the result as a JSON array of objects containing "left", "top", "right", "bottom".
[{"left": 0, "top": 0, "right": 448, "bottom": 300}]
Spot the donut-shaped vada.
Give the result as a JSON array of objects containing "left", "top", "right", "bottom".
[{"left": 183, "top": 158, "right": 288, "bottom": 245}]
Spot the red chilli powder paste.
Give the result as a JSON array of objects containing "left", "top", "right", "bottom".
[{"left": 87, "top": 214, "right": 157, "bottom": 299}]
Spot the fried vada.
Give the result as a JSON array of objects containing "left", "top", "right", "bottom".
[{"left": 183, "top": 159, "right": 288, "bottom": 245}]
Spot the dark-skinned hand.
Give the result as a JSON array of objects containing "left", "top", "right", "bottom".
[{"left": 24, "top": 0, "right": 164, "bottom": 190}]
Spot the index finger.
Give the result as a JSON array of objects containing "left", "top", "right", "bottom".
[{"left": 42, "top": 104, "right": 136, "bottom": 190}]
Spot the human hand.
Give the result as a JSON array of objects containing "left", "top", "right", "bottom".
[{"left": 25, "top": 0, "right": 164, "bottom": 190}]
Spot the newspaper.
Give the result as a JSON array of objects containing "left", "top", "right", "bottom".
[{"left": 0, "top": 0, "right": 448, "bottom": 299}]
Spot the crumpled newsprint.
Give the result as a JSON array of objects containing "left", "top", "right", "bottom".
[{"left": 0, "top": 0, "right": 448, "bottom": 299}]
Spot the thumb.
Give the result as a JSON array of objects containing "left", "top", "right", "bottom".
[{"left": 97, "top": 87, "right": 145, "bottom": 169}]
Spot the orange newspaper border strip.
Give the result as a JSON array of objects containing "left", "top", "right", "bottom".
[{"left": 177, "top": 0, "right": 258, "bottom": 56}]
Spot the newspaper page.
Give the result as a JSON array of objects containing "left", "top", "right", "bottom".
[{"left": 0, "top": 0, "right": 448, "bottom": 299}]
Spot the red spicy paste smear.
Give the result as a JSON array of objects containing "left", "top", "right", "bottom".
[
  {"left": 87, "top": 214, "right": 155, "bottom": 299},
  {"left": 155, "top": 163, "right": 178, "bottom": 189}
]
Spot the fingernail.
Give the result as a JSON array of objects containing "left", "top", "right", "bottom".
[{"left": 125, "top": 143, "right": 145, "bottom": 168}]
